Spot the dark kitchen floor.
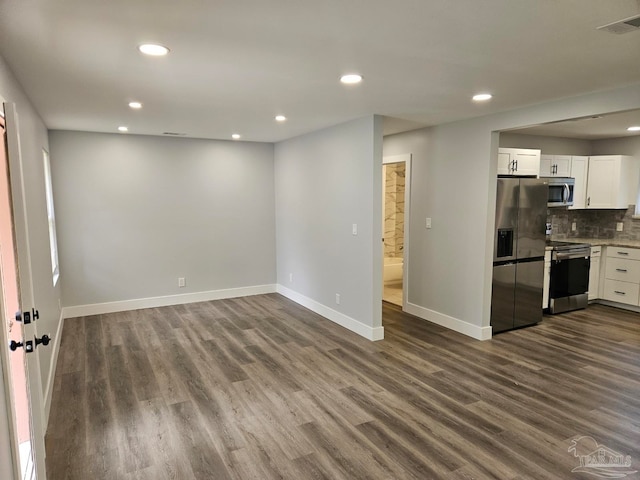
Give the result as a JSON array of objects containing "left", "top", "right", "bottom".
[{"left": 46, "top": 296, "right": 640, "bottom": 479}]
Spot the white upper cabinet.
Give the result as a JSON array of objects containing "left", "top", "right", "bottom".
[
  {"left": 586, "top": 155, "right": 639, "bottom": 209},
  {"left": 497, "top": 148, "right": 541, "bottom": 176},
  {"left": 569, "top": 156, "right": 588, "bottom": 210},
  {"left": 540, "top": 154, "right": 571, "bottom": 177},
  {"left": 497, "top": 151, "right": 512, "bottom": 176}
]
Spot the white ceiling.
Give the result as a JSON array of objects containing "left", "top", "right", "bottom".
[{"left": 1, "top": 0, "right": 640, "bottom": 143}]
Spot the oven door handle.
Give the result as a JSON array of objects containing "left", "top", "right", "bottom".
[{"left": 553, "top": 250, "right": 591, "bottom": 261}]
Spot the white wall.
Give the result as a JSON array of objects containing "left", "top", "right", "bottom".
[
  {"left": 274, "top": 116, "right": 383, "bottom": 340},
  {"left": 499, "top": 132, "right": 592, "bottom": 155},
  {"left": 49, "top": 131, "right": 276, "bottom": 309},
  {"left": 383, "top": 83, "right": 640, "bottom": 340},
  {"left": 0, "top": 56, "right": 62, "bottom": 420},
  {"left": 385, "top": 124, "right": 497, "bottom": 339},
  {"left": 592, "top": 135, "right": 640, "bottom": 157}
]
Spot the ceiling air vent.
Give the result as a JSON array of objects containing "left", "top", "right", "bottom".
[{"left": 597, "top": 14, "right": 640, "bottom": 34}]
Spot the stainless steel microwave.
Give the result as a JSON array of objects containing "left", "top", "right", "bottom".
[{"left": 542, "top": 177, "right": 575, "bottom": 207}]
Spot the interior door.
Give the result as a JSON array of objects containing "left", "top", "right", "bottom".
[
  {"left": 0, "top": 104, "right": 35, "bottom": 480},
  {"left": 1, "top": 102, "right": 47, "bottom": 480}
]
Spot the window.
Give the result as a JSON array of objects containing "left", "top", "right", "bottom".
[{"left": 43, "top": 149, "right": 60, "bottom": 285}]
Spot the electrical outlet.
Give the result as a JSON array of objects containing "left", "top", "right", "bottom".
[
  {"left": 616, "top": 222, "right": 624, "bottom": 232},
  {"left": 178, "top": 277, "right": 186, "bottom": 288},
  {"left": 335, "top": 293, "right": 340, "bottom": 305},
  {"left": 571, "top": 222, "right": 577, "bottom": 231},
  {"left": 289, "top": 273, "right": 293, "bottom": 283}
]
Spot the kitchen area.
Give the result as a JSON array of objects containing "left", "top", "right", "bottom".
[{"left": 491, "top": 109, "right": 640, "bottom": 334}]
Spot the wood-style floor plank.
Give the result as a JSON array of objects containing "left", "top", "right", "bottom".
[{"left": 46, "top": 297, "right": 640, "bottom": 479}]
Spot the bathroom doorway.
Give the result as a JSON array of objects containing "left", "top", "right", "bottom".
[{"left": 382, "top": 154, "right": 411, "bottom": 308}]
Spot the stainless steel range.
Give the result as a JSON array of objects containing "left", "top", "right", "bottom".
[{"left": 548, "top": 241, "right": 591, "bottom": 314}]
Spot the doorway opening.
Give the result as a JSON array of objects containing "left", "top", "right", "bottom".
[
  {"left": 382, "top": 154, "right": 411, "bottom": 308},
  {"left": 0, "top": 106, "right": 34, "bottom": 479}
]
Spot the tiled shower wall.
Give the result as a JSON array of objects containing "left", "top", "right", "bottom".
[
  {"left": 549, "top": 205, "right": 640, "bottom": 241},
  {"left": 384, "top": 163, "right": 405, "bottom": 257}
]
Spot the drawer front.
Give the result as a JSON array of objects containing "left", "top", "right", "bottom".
[
  {"left": 604, "top": 257, "right": 640, "bottom": 283},
  {"left": 606, "top": 246, "right": 640, "bottom": 261},
  {"left": 603, "top": 279, "right": 640, "bottom": 305},
  {"left": 590, "top": 246, "right": 602, "bottom": 258}
]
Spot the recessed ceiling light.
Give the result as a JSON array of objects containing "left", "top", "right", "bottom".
[
  {"left": 118, "top": 126, "right": 129, "bottom": 132},
  {"left": 472, "top": 93, "right": 493, "bottom": 102},
  {"left": 232, "top": 134, "right": 241, "bottom": 140},
  {"left": 340, "top": 74, "right": 363, "bottom": 84},
  {"left": 275, "top": 115, "right": 287, "bottom": 122},
  {"left": 128, "top": 101, "right": 143, "bottom": 109},
  {"left": 138, "top": 44, "right": 169, "bottom": 56},
  {"left": 627, "top": 126, "right": 640, "bottom": 132}
]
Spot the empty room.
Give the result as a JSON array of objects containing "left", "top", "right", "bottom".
[{"left": 0, "top": 1, "right": 640, "bottom": 479}]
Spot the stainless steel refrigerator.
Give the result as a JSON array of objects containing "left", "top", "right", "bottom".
[{"left": 491, "top": 178, "right": 548, "bottom": 334}]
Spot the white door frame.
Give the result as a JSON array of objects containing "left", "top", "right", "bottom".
[
  {"left": 0, "top": 290, "right": 17, "bottom": 480},
  {"left": 2, "top": 101, "right": 46, "bottom": 480},
  {"left": 382, "top": 154, "right": 412, "bottom": 309}
]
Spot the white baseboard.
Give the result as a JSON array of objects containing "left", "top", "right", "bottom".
[
  {"left": 62, "top": 284, "right": 278, "bottom": 319},
  {"left": 61, "top": 283, "right": 385, "bottom": 345},
  {"left": 594, "top": 299, "right": 640, "bottom": 313},
  {"left": 404, "top": 302, "right": 492, "bottom": 341},
  {"left": 276, "top": 285, "right": 384, "bottom": 341},
  {"left": 43, "top": 309, "right": 65, "bottom": 426}
]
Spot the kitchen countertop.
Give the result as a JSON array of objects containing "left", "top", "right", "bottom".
[{"left": 547, "top": 237, "right": 640, "bottom": 249}]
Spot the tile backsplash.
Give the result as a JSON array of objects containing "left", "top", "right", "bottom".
[{"left": 549, "top": 205, "right": 640, "bottom": 241}]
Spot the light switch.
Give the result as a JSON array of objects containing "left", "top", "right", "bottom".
[
  {"left": 426, "top": 217, "right": 432, "bottom": 229},
  {"left": 617, "top": 222, "right": 624, "bottom": 232},
  {"left": 352, "top": 224, "right": 358, "bottom": 235}
]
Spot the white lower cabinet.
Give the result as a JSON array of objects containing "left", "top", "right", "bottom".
[
  {"left": 588, "top": 247, "right": 601, "bottom": 301},
  {"left": 602, "top": 247, "right": 640, "bottom": 306},
  {"left": 603, "top": 279, "right": 640, "bottom": 305}
]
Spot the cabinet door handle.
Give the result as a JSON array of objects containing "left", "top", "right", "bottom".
[
  {"left": 616, "top": 268, "right": 628, "bottom": 272},
  {"left": 614, "top": 290, "right": 626, "bottom": 295},
  {"left": 618, "top": 251, "right": 629, "bottom": 255},
  {"left": 587, "top": 197, "right": 590, "bottom": 206}
]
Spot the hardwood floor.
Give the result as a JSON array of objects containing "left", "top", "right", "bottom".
[{"left": 46, "top": 296, "right": 640, "bottom": 479}]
